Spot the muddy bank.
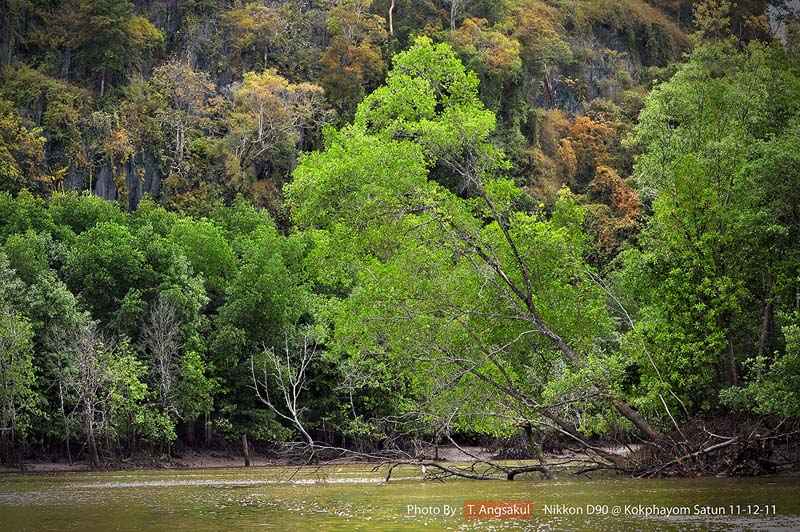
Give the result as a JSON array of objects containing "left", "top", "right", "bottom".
[
  {"left": 1, "top": 445, "right": 504, "bottom": 473},
  {"left": 0, "top": 449, "right": 288, "bottom": 473}
]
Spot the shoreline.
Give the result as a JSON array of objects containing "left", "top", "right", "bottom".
[
  {"left": 0, "top": 449, "right": 286, "bottom": 474},
  {"left": 0, "top": 445, "right": 567, "bottom": 474},
  {"left": 4, "top": 444, "right": 798, "bottom": 478}
]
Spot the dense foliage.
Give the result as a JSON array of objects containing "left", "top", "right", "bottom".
[{"left": 0, "top": 0, "right": 798, "bottom": 468}]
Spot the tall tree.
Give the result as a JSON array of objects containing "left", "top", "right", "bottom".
[
  {"left": 618, "top": 35, "right": 800, "bottom": 415},
  {"left": 61, "top": 0, "right": 163, "bottom": 94},
  {"left": 320, "top": 0, "right": 387, "bottom": 121},
  {"left": 66, "top": 322, "right": 108, "bottom": 469},
  {"left": 289, "top": 38, "right": 663, "bottom": 446},
  {"left": 142, "top": 297, "right": 182, "bottom": 451},
  {"left": 0, "top": 306, "right": 37, "bottom": 466},
  {"left": 150, "top": 61, "right": 229, "bottom": 210},
  {"left": 227, "top": 69, "right": 327, "bottom": 190}
]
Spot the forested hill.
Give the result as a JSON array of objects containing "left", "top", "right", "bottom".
[
  {"left": 3, "top": 0, "right": 695, "bottom": 214},
  {"left": 1, "top": 0, "right": 799, "bottom": 475}
]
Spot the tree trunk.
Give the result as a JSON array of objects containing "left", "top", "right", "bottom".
[
  {"left": 727, "top": 333, "right": 738, "bottom": 386},
  {"left": 544, "top": 74, "right": 556, "bottom": 108},
  {"left": 128, "top": 411, "right": 136, "bottom": 457},
  {"left": 757, "top": 300, "right": 774, "bottom": 362},
  {"left": 543, "top": 326, "right": 663, "bottom": 441},
  {"left": 59, "top": 381, "right": 72, "bottom": 466},
  {"left": 611, "top": 398, "right": 663, "bottom": 442},
  {"left": 187, "top": 420, "right": 194, "bottom": 447},
  {"left": 388, "top": 0, "right": 395, "bottom": 36},
  {"left": 60, "top": 49, "right": 71, "bottom": 78},
  {"left": 0, "top": 431, "right": 9, "bottom": 466},
  {"left": 0, "top": 14, "right": 13, "bottom": 66},
  {"left": 86, "top": 414, "right": 100, "bottom": 469},
  {"left": 131, "top": 426, "right": 136, "bottom": 459},
  {"left": 242, "top": 434, "right": 252, "bottom": 467},
  {"left": 518, "top": 421, "right": 553, "bottom": 479}
]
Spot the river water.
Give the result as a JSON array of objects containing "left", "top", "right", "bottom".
[{"left": 1, "top": 465, "right": 799, "bottom": 531}]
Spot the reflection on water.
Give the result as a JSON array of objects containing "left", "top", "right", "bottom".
[{"left": 1, "top": 465, "right": 799, "bottom": 531}]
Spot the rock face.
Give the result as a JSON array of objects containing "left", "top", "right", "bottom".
[
  {"left": 124, "top": 151, "right": 162, "bottom": 210},
  {"left": 93, "top": 161, "right": 117, "bottom": 201},
  {"left": 65, "top": 162, "right": 84, "bottom": 192},
  {"left": 64, "top": 151, "right": 162, "bottom": 209}
]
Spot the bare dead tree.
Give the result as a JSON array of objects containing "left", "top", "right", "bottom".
[
  {"left": 67, "top": 323, "right": 113, "bottom": 469},
  {"left": 142, "top": 299, "right": 182, "bottom": 422},
  {"left": 45, "top": 328, "right": 75, "bottom": 466},
  {"left": 251, "top": 326, "right": 320, "bottom": 448},
  {"left": 251, "top": 333, "right": 618, "bottom": 480},
  {"left": 141, "top": 298, "right": 183, "bottom": 455}
]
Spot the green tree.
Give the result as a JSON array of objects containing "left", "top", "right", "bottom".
[
  {"left": 65, "top": 221, "right": 151, "bottom": 326},
  {"left": 175, "top": 350, "right": 217, "bottom": 446},
  {"left": 61, "top": 0, "right": 163, "bottom": 94},
  {"left": 721, "top": 320, "right": 800, "bottom": 419},
  {"left": 289, "top": 37, "right": 663, "bottom": 449},
  {"left": 209, "top": 214, "right": 313, "bottom": 443},
  {"left": 618, "top": 38, "right": 800, "bottom": 416},
  {"left": 0, "top": 305, "right": 38, "bottom": 465},
  {"left": 170, "top": 217, "right": 236, "bottom": 307},
  {"left": 4, "top": 230, "right": 50, "bottom": 285},
  {"left": 48, "top": 192, "right": 125, "bottom": 235},
  {"left": 0, "top": 190, "right": 56, "bottom": 240},
  {"left": 66, "top": 322, "right": 169, "bottom": 467}
]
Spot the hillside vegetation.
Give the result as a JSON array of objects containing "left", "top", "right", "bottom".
[{"left": 0, "top": 0, "right": 798, "bottom": 475}]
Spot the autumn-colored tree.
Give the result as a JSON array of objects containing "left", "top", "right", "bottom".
[
  {"left": 524, "top": 109, "right": 572, "bottom": 205},
  {"left": 222, "top": 3, "right": 286, "bottom": 75},
  {"left": 584, "top": 164, "right": 640, "bottom": 259},
  {"left": 511, "top": 0, "right": 571, "bottom": 84},
  {"left": 449, "top": 17, "right": 521, "bottom": 112},
  {"left": 150, "top": 61, "right": 230, "bottom": 211},
  {"left": 320, "top": 0, "right": 387, "bottom": 121},
  {"left": 451, "top": 18, "right": 520, "bottom": 75},
  {"left": 118, "top": 78, "right": 168, "bottom": 157},
  {"left": 693, "top": 0, "right": 734, "bottom": 41},
  {"left": 694, "top": 0, "right": 772, "bottom": 42},
  {"left": 536, "top": 109, "right": 571, "bottom": 157},
  {"left": 589, "top": 165, "right": 639, "bottom": 221},
  {"left": 559, "top": 115, "right": 614, "bottom": 186},
  {"left": 227, "top": 69, "right": 327, "bottom": 193},
  {"left": 0, "top": 99, "right": 46, "bottom": 194},
  {"left": 1, "top": 66, "right": 93, "bottom": 190}
]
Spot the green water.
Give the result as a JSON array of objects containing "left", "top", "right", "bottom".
[{"left": 1, "top": 465, "right": 799, "bottom": 531}]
